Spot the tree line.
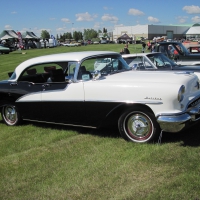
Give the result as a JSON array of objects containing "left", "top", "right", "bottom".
[{"left": 41, "top": 28, "right": 108, "bottom": 42}]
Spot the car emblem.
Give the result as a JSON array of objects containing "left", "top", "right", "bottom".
[{"left": 144, "top": 97, "right": 162, "bottom": 100}]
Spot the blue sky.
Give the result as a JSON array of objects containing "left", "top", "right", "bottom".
[{"left": 1, "top": 0, "right": 200, "bottom": 37}]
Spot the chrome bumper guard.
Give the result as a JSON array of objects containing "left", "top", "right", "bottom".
[{"left": 157, "top": 106, "right": 200, "bottom": 132}]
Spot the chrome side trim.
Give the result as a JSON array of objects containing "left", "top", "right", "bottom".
[
  {"left": 23, "top": 119, "right": 97, "bottom": 129},
  {"left": 17, "top": 99, "right": 163, "bottom": 104}
]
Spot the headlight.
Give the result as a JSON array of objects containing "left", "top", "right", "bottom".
[{"left": 178, "top": 85, "right": 185, "bottom": 102}]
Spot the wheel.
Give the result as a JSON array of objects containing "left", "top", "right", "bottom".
[
  {"left": 118, "top": 108, "right": 160, "bottom": 143},
  {"left": 1, "top": 104, "right": 21, "bottom": 126}
]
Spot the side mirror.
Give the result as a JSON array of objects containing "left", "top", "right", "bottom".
[
  {"left": 93, "top": 70, "right": 101, "bottom": 80},
  {"left": 131, "top": 63, "right": 138, "bottom": 70}
]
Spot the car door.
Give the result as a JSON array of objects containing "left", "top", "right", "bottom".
[
  {"left": 13, "top": 74, "right": 46, "bottom": 121},
  {"left": 14, "top": 63, "right": 68, "bottom": 121},
  {"left": 40, "top": 82, "right": 85, "bottom": 125},
  {"left": 40, "top": 62, "right": 86, "bottom": 125}
]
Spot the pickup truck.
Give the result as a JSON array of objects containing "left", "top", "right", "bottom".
[{"left": 154, "top": 41, "right": 200, "bottom": 65}]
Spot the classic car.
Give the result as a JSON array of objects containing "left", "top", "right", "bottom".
[
  {"left": 1, "top": 51, "right": 200, "bottom": 143},
  {"left": 187, "top": 45, "right": 200, "bottom": 53},
  {"left": 122, "top": 52, "right": 200, "bottom": 80},
  {"left": 63, "top": 43, "right": 79, "bottom": 47},
  {"left": 154, "top": 41, "right": 200, "bottom": 65},
  {"left": 0, "top": 44, "right": 10, "bottom": 54}
]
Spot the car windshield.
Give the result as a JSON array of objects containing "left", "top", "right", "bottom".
[
  {"left": 146, "top": 53, "right": 178, "bottom": 68},
  {"left": 175, "top": 43, "right": 189, "bottom": 54},
  {"left": 83, "top": 55, "right": 131, "bottom": 76}
]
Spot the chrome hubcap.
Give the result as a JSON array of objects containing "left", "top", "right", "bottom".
[
  {"left": 125, "top": 113, "right": 153, "bottom": 140},
  {"left": 4, "top": 106, "right": 17, "bottom": 124}
]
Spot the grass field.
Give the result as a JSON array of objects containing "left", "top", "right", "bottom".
[{"left": 1, "top": 44, "right": 200, "bottom": 200}]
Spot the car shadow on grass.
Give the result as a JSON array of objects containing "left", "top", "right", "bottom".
[
  {"left": 27, "top": 121, "right": 200, "bottom": 146},
  {"left": 160, "top": 123, "right": 200, "bottom": 147},
  {"left": 1, "top": 119, "right": 200, "bottom": 146},
  {"left": 24, "top": 121, "right": 121, "bottom": 139}
]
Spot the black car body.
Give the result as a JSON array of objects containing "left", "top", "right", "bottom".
[{"left": 154, "top": 41, "right": 200, "bottom": 65}]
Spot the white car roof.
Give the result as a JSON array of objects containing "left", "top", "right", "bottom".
[
  {"left": 122, "top": 52, "right": 161, "bottom": 58},
  {"left": 15, "top": 51, "right": 119, "bottom": 75}
]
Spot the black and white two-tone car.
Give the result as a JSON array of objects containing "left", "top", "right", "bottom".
[{"left": 1, "top": 51, "right": 200, "bottom": 143}]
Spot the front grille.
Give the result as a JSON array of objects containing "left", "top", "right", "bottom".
[{"left": 188, "top": 97, "right": 200, "bottom": 108}]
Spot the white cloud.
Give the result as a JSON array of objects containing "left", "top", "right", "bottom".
[
  {"left": 56, "top": 27, "right": 65, "bottom": 32},
  {"left": 101, "top": 14, "right": 118, "bottom": 23},
  {"left": 176, "top": 16, "right": 188, "bottom": 23},
  {"left": 183, "top": 5, "right": 200, "bottom": 14},
  {"left": 75, "top": 12, "right": 97, "bottom": 21},
  {"left": 128, "top": 8, "right": 145, "bottom": 16},
  {"left": 191, "top": 16, "right": 200, "bottom": 23},
  {"left": 61, "top": 18, "right": 70, "bottom": 23},
  {"left": 147, "top": 16, "right": 160, "bottom": 23},
  {"left": 40, "top": 28, "right": 52, "bottom": 33},
  {"left": 11, "top": 11, "right": 17, "bottom": 14},
  {"left": 179, "top": 18, "right": 186, "bottom": 23},
  {"left": 93, "top": 22, "right": 102, "bottom": 29},
  {"left": 5, "top": 25, "right": 12, "bottom": 29}
]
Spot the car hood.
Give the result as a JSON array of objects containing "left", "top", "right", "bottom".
[{"left": 103, "top": 70, "right": 196, "bottom": 84}]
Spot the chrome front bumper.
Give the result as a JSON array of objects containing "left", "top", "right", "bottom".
[{"left": 157, "top": 107, "right": 200, "bottom": 132}]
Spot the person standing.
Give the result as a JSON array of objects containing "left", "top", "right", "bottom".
[
  {"left": 142, "top": 42, "right": 146, "bottom": 53},
  {"left": 123, "top": 44, "right": 130, "bottom": 54},
  {"left": 147, "top": 40, "right": 151, "bottom": 50},
  {"left": 120, "top": 49, "right": 124, "bottom": 54}
]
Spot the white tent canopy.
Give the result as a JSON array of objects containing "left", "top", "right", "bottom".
[
  {"left": 0, "top": 30, "right": 18, "bottom": 40},
  {"left": 186, "top": 26, "right": 200, "bottom": 34},
  {"left": 21, "top": 31, "right": 39, "bottom": 39},
  {"left": 185, "top": 24, "right": 200, "bottom": 38},
  {"left": 0, "top": 34, "right": 14, "bottom": 40}
]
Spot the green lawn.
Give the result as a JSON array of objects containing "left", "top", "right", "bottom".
[{"left": 1, "top": 44, "right": 200, "bottom": 200}]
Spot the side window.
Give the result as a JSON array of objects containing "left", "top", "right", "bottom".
[
  {"left": 78, "top": 59, "right": 94, "bottom": 80},
  {"left": 175, "top": 45, "right": 183, "bottom": 55},
  {"left": 143, "top": 57, "right": 154, "bottom": 69},
  {"left": 19, "top": 63, "right": 64, "bottom": 83},
  {"left": 133, "top": 56, "right": 144, "bottom": 69},
  {"left": 126, "top": 57, "right": 141, "bottom": 67},
  {"left": 67, "top": 62, "right": 77, "bottom": 79}
]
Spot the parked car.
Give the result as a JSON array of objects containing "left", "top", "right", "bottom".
[
  {"left": 0, "top": 44, "right": 10, "bottom": 54},
  {"left": 1, "top": 51, "right": 200, "bottom": 143},
  {"left": 187, "top": 45, "right": 200, "bottom": 53},
  {"left": 154, "top": 41, "right": 200, "bottom": 65},
  {"left": 100, "top": 40, "right": 107, "bottom": 44},
  {"left": 63, "top": 43, "right": 78, "bottom": 47},
  {"left": 122, "top": 52, "right": 200, "bottom": 79}
]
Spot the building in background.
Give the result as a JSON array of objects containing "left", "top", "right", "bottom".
[
  {"left": 113, "top": 24, "right": 191, "bottom": 42},
  {"left": 185, "top": 24, "right": 200, "bottom": 40}
]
